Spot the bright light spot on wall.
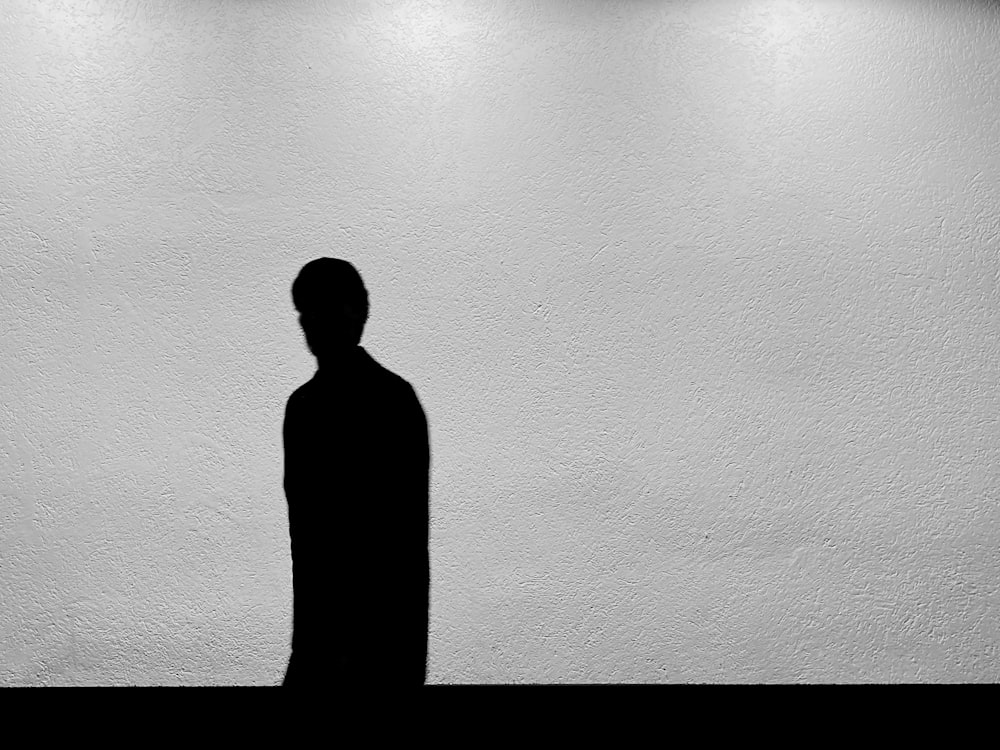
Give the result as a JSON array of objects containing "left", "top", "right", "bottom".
[
  {"left": 748, "top": 0, "right": 814, "bottom": 50},
  {"left": 32, "top": 1, "right": 109, "bottom": 55},
  {"left": 736, "top": 0, "right": 821, "bottom": 87},
  {"left": 376, "top": 0, "right": 475, "bottom": 97},
  {"left": 382, "top": 0, "right": 473, "bottom": 57}
]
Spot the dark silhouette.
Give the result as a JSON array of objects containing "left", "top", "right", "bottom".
[{"left": 282, "top": 258, "right": 430, "bottom": 686}]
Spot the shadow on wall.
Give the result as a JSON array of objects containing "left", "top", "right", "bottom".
[{"left": 281, "top": 258, "right": 431, "bottom": 686}]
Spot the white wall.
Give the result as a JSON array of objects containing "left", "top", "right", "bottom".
[{"left": 1, "top": 0, "right": 998, "bottom": 685}]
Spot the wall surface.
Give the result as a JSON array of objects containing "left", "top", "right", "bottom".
[{"left": 1, "top": 0, "right": 998, "bottom": 684}]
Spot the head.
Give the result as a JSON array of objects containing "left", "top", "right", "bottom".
[{"left": 292, "top": 257, "right": 369, "bottom": 362}]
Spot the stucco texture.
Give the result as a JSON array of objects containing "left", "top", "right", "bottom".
[{"left": 1, "top": 0, "right": 998, "bottom": 684}]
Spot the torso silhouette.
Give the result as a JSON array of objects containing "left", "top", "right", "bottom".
[{"left": 283, "top": 346, "right": 429, "bottom": 686}]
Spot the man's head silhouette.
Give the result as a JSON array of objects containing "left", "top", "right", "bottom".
[{"left": 292, "top": 257, "right": 369, "bottom": 363}]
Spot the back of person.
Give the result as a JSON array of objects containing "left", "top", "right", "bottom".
[{"left": 284, "top": 351, "right": 429, "bottom": 685}]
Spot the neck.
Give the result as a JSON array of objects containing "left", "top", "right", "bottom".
[{"left": 315, "top": 344, "right": 365, "bottom": 375}]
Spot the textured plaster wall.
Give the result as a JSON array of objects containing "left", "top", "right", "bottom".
[{"left": 1, "top": 0, "right": 998, "bottom": 685}]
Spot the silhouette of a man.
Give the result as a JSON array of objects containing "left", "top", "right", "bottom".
[{"left": 282, "top": 258, "right": 430, "bottom": 686}]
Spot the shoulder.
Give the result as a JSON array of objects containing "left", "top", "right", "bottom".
[
  {"left": 383, "top": 365, "right": 416, "bottom": 395},
  {"left": 382, "top": 368, "right": 422, "bottom": 407},
  {"left": 368, "top": 358, "right": 425, "bottom": 417},
  {"left": 285, "top": 379, "right": 315, "bottom": 416},
  {"left": 365, "top": 352, "right": 418, "bottom": 397}
]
